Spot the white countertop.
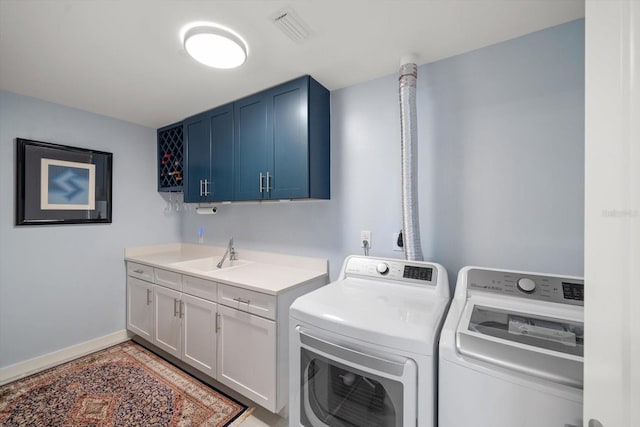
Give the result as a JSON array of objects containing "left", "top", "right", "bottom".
[{"left": 125, "top": 243, "right": 329, "bottom": 295}]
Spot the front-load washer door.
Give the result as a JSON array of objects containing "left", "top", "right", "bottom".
[
  {"left": 456, "top": 303, "right": 584, "bottom": 387},
  {"left": 298, "top": 328, "right": 417, "bottom": 427}
]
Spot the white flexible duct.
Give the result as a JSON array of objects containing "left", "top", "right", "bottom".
[{"left": 399, "top": 57, "right": 424, "bottom": 261}]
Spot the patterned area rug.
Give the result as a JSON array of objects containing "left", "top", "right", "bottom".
[{"left": 0, "top": 341, "right": 248, "bottom": 426}]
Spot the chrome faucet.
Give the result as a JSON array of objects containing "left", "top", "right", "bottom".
[{"left": 217, "top": 237, "right": 237, "bottom": 268}]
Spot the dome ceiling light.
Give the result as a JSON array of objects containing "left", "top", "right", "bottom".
[{"left": 182, "top": 23, "right": 248, "bottom": 69}]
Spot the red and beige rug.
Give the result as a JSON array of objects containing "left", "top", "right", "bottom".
[{"left": 0, "top": 341, "right": 248, "bottom": 426}]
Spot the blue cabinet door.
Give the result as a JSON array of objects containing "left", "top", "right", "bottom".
[
  {"left": 234, "top": 92, "right": 269, "bottom": 200},
  {"left": 183, "top": 112, "right": 211, "bottom": 202},
  {"left": 209, "top": 105, "right": 234, "bottom": 201},
  {"left": 268, "top": 77, "right": 309, "bottom": 200}
]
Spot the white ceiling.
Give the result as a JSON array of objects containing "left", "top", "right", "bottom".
[{"left": 0, "top": 0, "right": 584, "bottom": 129}]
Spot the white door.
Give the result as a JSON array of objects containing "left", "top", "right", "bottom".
[
  {"left": 153, "top": 285, "right": 182, "bottom": 358},
  {"left": 217, "top": 304, "right": 277, "bottom": 411},
  {"left": 585, "top": 1, "right": 640, "bottom": 426},
  {"left": 181, "top": 293, "right": 217, "bottom": 378},
  {"left": 126, "top": 277, "right": 153, "bottom": 341}
]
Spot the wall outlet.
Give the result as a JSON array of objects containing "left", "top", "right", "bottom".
[
  {"left": 392, "top": 232, "right": 403, "bottom": 251},
  {"left": 361, "top": 230, "right": 372, "bottom": 248}
]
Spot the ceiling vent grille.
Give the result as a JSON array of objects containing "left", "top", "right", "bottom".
[{"left": 272, "top": 8, "right": 311, "bottom": 42}]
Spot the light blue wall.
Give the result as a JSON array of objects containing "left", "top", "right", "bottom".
[
  {"left": 182, "top": 19, "right": 585, "bottom": 285},
  {"left": 0, "top": 91, "right": 181, "bottom": 368},
  {"left": 427, "top": 19, "right": 585, "bottom": 283}
]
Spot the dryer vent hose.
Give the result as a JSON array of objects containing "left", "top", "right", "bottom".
[{"left": 399, "top": 61, "right": 423, "bottom": 261}]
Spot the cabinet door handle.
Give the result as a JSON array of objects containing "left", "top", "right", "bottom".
[
  {"left": 266, "top": 171, "right": 271, "bottom": 192},
  {"left": 174, "top": 298, "right": 179, "bottom": 317},
  {"left": 134, "top": 269, "right": 144, "bottom": 274},
  {"left": 179, "top": 301, "right": 184, "bottom": 318},
  {"left": 259, "top": 173, "right": 265, "bottom": 193},
  {"left": 233, "top": 297, "right": 250, "bottom": 304},
  {"left": 215, "top": 312, "right": 220, "bottom": 332},
  {"left": 200, "top": 179, "right": 211, "bottom": 197},
  {"left": 146, "top": 289, "right": 152, "bottom": 305}
]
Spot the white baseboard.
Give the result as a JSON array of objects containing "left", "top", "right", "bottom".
[{"left": 0, "top": 329, "right": 131, "bottom": 386}]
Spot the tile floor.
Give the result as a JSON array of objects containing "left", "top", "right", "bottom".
[
  {"left": 211, "top": 379, "right": 288, "bottom": 427},
  {"left": 238, "top": 406, "right": 288, "bottom": 427}
]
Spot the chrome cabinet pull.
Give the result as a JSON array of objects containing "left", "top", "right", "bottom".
[
  {"left": 199, "top": 179, "right": 204, "bottom": 196},
  {"left": 259, "top": 173, "right": 265, "bottom": 193},
  {"left": 174, "top": 299, "right": 179, "bottom": 317},
  {"left": 146, "top": 289, "right": 151, "bottom": 305},
  {"left": 266, "top": 171, "right": 272, "bottom": 192},
  {"left": 215, "top": 312, "right": 220, "bottom": 332},
  {"left": 233, "top": 297, "right": 250, "bottom": 304},
  {"left": 133, "top": 269, "right": 144, "bottom": 274},
  {"left": 203, "top": 179, "right": 210, "bottom": 197}
]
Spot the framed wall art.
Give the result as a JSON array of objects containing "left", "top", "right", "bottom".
[{"left": 15, "top": 138, "right": 113, "bottom": 225}]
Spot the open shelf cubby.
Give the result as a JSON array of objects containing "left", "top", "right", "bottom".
[{"left": 157, "top": 123, "right": 184, "bottom": 192}]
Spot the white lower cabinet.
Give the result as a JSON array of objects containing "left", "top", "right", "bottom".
[
  {"left": 126, "top": 260, "right": 327, "bottom": 414},
  {"left": 126, "top": 277, "right": 154, "bottom": 342},
  {"left": 154, "top": 286, "right": 218, "bottom": 378},
  {"left": 153, "top": 285, "right": 182, "bottom": 358},
  {"left": 217, "top": 304, "right": 277, "bottom": 411},
  {"left": 181, "top": 293, "right": 217, "bottom": 378}
]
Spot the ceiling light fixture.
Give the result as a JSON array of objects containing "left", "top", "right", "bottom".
[{"left": 182, "top": 23, "right": 248, "bottom": 69}]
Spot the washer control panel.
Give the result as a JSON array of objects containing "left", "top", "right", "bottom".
[
  {"left": 345, "top": 256, "right": 437, "bottom": 286},
  {"left": 467, "top": 268, "right": 583, "bottom": 306}
]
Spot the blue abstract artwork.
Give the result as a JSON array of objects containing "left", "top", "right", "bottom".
[
  {"left": 47, "top": 165, "right": 90, "bottom": 205},
  {"left": 40, "top": 158, "right": 95, "bottom": 210}
]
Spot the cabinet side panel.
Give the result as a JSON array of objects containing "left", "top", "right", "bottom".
[{"left": 308, "top": 77, "right": 331, "bottom": 199}]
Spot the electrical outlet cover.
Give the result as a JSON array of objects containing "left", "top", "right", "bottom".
[{"left": 361, "top": 230, "right": 372, "bottom": 248}]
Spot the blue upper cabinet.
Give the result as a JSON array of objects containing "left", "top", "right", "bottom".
[
  {"left": 234, "top": 92, "right": 269, "bottom": 201},
  {"left": 209, "top": 105, "right": 234, "bottom": 201},
  {"left": 183, "top": 105, "right": 234, "bottom": 202},
  {"left": 183, "top": 112, "right": 210, "bottom": 202},
  {"left": 164, "top": 75, "right": 329, "bottom": 202},
  {"left": 234, "top": 75, "right": 330, "bottom": 201}
]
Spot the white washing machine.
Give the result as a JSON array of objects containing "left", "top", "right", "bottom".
[
  {"left": 289, "top": 255, "right": 450, "bottom": 427},
  {"left": 439, "top": 266, "right": 584, "bottom": 427}
]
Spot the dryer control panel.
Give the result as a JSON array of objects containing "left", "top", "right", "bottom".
[
  {"left": 466, "top": 268, "right": 583, "bottom": 306},
  {"left": 344, "top": 256, "right": 438, "bottom": 286}
]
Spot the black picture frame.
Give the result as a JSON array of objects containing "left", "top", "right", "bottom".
[{"left": 15, "top": 138, "right": 113, "bottom": 226}]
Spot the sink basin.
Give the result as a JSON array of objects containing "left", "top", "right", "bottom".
[{"left": 170, "top": 257, "right": 252, "bottom": 272}]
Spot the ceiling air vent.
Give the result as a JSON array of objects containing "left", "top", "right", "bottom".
[{"left": 272, "top": 8, "right": 311, "bottom": 42}]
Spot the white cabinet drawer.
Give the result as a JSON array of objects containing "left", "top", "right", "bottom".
[
  {"left": 183, "top": 275, "right": 218, "bottom": 301},
  {"left": 127, "top": 262, "right": 154, "bottom": 282},
  {"left": 218, "top": 284, "right": 276, "bottom": 320},
  {"left": 155, "top": 268, "right": 182, "bottom": 291}
]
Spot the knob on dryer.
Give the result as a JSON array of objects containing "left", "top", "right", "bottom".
[
  {"left": 376, "top": 263, "right": 390, "bottom": 275},
  {"left": 517, "top": 277, "right": 536, "bottom": 293}
]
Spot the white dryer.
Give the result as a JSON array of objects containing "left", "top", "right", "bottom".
[
  {"left": 289, "top": 255, "right": 450, "bottom": 427},
  {"left": 439, "top": 266, "right": 584, "bottom": 427}
]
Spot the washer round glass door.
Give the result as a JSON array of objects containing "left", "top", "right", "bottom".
[{"left": 298, "top": 330, "right": 416, "bottom": 427}]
